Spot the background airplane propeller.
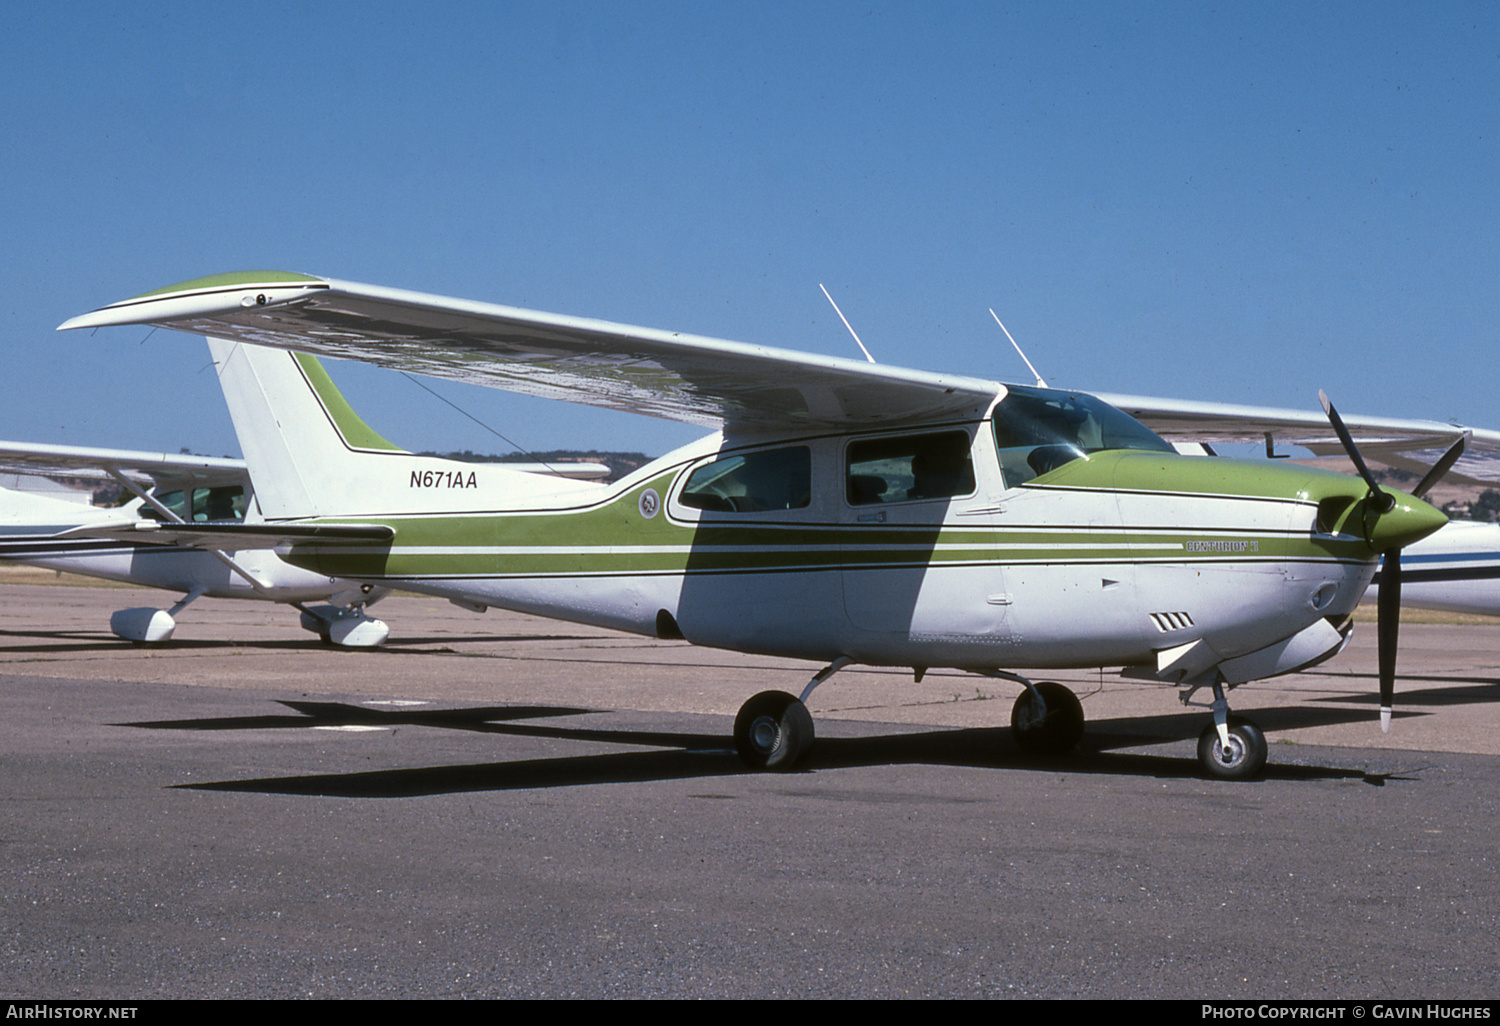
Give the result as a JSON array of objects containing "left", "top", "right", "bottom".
[{"left": 1319, "top": 391, "right": 1466, "bottom": 732}]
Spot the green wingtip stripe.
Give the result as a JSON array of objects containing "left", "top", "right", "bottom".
[
  {"left": 130, "top": 270, "right": 324, "bottom": 300},
  {"left": 293, "top": 352, "right": 404, "bottom": 453}
]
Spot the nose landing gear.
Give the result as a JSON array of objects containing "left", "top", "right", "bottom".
[
  {"left": 1197, "top": 716, "right": 1268, "bottom": 780},
  {"left": 1181, "top": 681, "right": 1268, "bottom": 780}
]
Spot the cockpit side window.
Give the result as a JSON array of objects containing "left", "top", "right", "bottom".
[
  {"left": 992, "top": 386, "right": 1174, "bottom": 487},
  {"left": 845, "top": 431, "right": 976, "bottom": 506},
  {"left": 679, "top": 446, "right": 811, "bottom": 513}
]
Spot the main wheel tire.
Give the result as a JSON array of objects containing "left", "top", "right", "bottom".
[
  {"left": 1010, "top": 681, "right": 1084, "bottom": 757},
  {"left": 1197, "top": 717, "right": 1268, "bottom": 780},
  {"left": 734, "top": 690, "right": 814, "bottom": 771}
]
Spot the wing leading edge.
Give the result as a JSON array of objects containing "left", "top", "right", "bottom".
[
  {"left": 0, "top": 439, "right": 248, "bottom": 490},
  {"left": 60, "top": 272, "right": 1005, "bottom": 434}
]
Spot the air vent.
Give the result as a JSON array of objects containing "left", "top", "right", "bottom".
[
  {"left": 1150, "top": 611, "right": 1195, "bottom": 632},
  {"left": 1316, "top": 496, "right": 1357, "bottom": 536}
]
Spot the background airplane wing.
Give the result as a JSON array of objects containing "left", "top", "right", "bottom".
[
  {"left": 60, "top": 272, "right": 1005, "bottom": 433},
  {"left": 58, "top": 520, "right": 395, "bottom": 550},
  {"left": 1094, "top": 392, "right": 1500, "bottom": 486},
  {"left": 0, "top": 439, "right": 248, "bottom": 490}
]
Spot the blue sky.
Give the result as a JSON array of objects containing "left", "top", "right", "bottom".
[{"left": 3, "top": 1, "right": 1496, "bottom": 460}]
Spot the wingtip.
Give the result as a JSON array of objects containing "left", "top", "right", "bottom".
[
  {"left": 58, "top": 272, "right": 330, "bottom": 333},
  {"left": 57, "top": 310, "right": 111, "bottom": 332}
]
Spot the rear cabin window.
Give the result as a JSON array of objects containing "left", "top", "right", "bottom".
[
  {"left": 678, "top": 446, "right": 811, "bottom": 513},
  {"left": 845, "top": 431, "right": 976, "bottom": 506}
]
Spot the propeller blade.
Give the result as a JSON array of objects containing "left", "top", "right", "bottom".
[
  {"left": 1412, "top": 432, "right": 1469, "bottom": 499},
  {"left": 1320, "top": 389, "right": 1412, "bottom": 732},
  {"left": 1318, "top": 390, "right": 1395, "bottom": 512},
  {"left": 1377, "top": 548, "right": 1401, "bottom": 732}
]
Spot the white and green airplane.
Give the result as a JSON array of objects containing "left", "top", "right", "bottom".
[{"left": 60, "top": 272, "right": 1493, "bottom": 778}]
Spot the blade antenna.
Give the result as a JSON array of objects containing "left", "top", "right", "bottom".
[
  {"left": 989, "top": 309, "right": 1048, "bottom": 389},
  {"left": 819, "top": 284, "right": 876, "bottom": 363}
]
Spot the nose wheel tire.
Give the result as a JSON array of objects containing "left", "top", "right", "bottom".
[
  {"left": 1197, "top": 717, "right": 1268, "bottom": 780},
  {"left": 1010, "top": 681, "right": 1085, "bottom": 757},
  {"left": 734, "top": 690, "right": 814, "bottom": 771}
]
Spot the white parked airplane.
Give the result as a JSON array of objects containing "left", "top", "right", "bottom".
[
  {"left": 1368, "top": 519, "right": 1500, "bottom": 617},
  {"left": 0, "top": 440, "right": 396, "bottom": 645},
  {"left": 0, "top": 404, "right": 607, "bottom": 646},
  {"left": 60, "top": 271, "right": 1500, "bottom": 778}
]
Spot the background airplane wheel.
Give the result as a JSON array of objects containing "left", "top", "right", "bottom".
[
  {"left": 1010, "top": 681, "right": 1084, "bottom": 757},
  {"left": 1197, "top": 717, "right": 1267, "bottom": 780},
  {"left": 734, "top": 690, "right": 814, "bottom": 771}
]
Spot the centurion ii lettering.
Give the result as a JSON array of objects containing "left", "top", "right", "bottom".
[
  {"left": 1187, "top": 540, "right": 1260, "bottom": 553},
  {"left": 411, "top": 469, "right": 478, "bottom": 489}
]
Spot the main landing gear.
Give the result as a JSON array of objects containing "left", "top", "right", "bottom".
[
  {"left": 731, "top": 658, "right": 849, "bottom": 772},
  {"left": 733, "top": 690, "right": 815, "bottom": 770},
  {"left": 1009, "top": 680, "right": 1085, "bottom": 757}
]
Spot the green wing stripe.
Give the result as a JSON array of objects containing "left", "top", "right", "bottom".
[{"left": 132, "top": 270, "right": 324, "bottom": 299}]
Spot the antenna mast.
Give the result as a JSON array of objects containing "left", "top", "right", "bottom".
[
  {"left": 989, "top": 309, "right": 1048, "bottom": 388},
  {"left": 820, "top": 284, "right": 876, "bottom": 363}
]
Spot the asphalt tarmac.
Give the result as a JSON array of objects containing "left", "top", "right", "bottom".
[{"left": 1, "top": 580, "right": 1497, "bottom": 999}]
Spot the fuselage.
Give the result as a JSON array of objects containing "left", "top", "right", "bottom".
[{"left": 280, "top": 388, "right": 1445, "bottom": 677}]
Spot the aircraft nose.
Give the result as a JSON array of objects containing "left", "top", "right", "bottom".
[{"left": 1365, "top": 490, "right": 1449, "bottom": 553}]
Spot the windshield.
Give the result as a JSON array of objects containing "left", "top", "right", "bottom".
[{"left": 992, "top": 385, "right": 1173, "bottom": 486}]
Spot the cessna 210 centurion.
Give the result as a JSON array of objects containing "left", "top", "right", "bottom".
[{"left": 61, "top": 271, "right": 1487, "bottom": 778}]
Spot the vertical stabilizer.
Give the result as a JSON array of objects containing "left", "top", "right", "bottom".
[{"left": 208, "top": 338, "right": 597, "bottom": 519}]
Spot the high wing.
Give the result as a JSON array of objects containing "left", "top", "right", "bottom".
[
  {"left": 1094, "top": 393, "right": 1500, "bottom": 487},
  {"left": 61, "top": 271, "right": 1500, "bottom": 482},
  {"left": 59, "top": 272, "right": 1004, "bottom": 433},
  {"left": 0, "top": 439, "right": 247, "bottom": 490}
]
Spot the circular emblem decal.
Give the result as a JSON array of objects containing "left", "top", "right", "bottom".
[{"left": 638, "top": 488, "right": 660, "bottom": 519}]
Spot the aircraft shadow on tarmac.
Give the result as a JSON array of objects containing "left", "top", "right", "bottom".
[
  {"left": 1314, "top": 673, "right": 1500, "bottom": 708},
  {"left": 114, "top": 698, "right": 1417, "bottom": 797}
]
